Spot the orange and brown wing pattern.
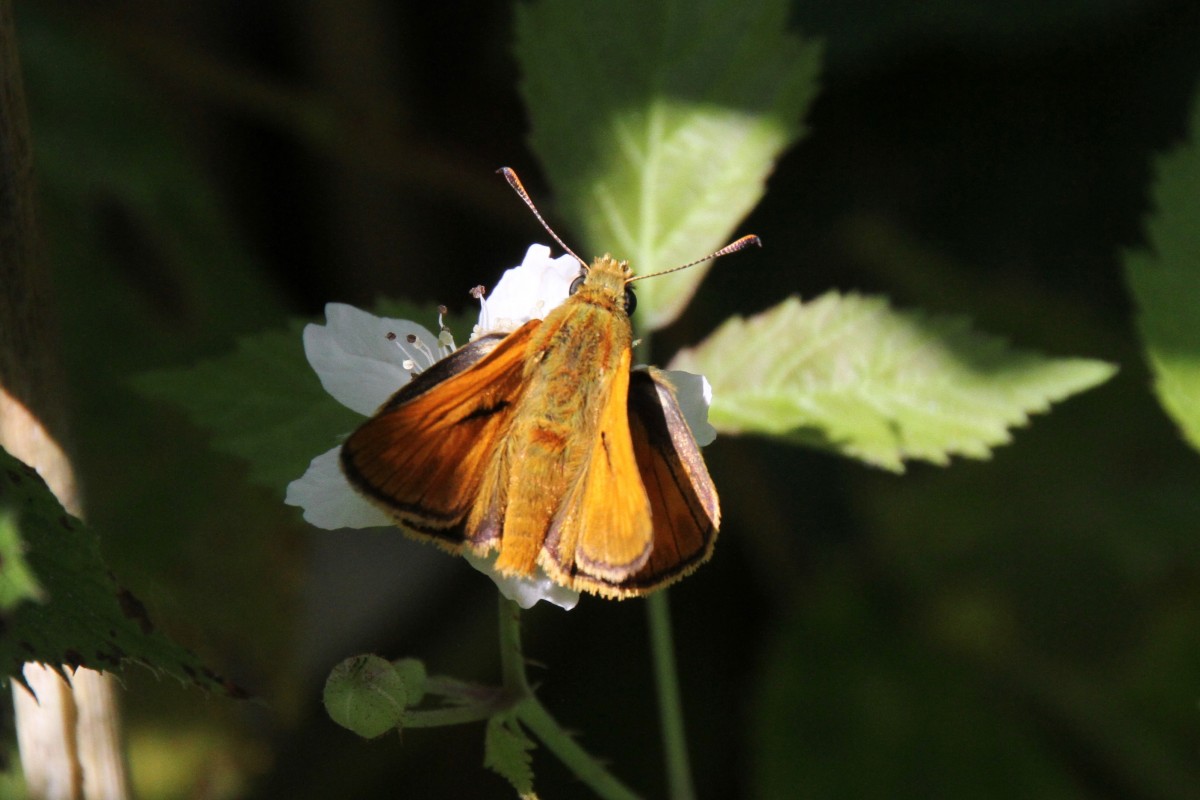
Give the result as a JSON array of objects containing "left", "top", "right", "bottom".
[
  {"left": 339, "top": 322, "right": 538, "bottom": 545},
  {"left": 539, "top": 348, "right": 655, "bottom": 594},
  {"left": 618, "top": 368, "right": 720, "bottom": 594}
]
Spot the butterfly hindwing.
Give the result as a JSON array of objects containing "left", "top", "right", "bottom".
[
  {"left": 540, "top": 346, "right": 655, "bottom": 592},
  {"left": 618, "top": 368, "right": 720, "bottom": 593}
]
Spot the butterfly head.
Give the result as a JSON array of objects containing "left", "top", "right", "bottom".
[{"left": 569, "top": 255, "right": 637, "bottom": 316}]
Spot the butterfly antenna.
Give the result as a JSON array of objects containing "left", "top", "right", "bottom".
[
  {"left": 627, "top": 234, "right": 762, "bottom": 284},
  {"left": 499, "top": 167, "right": 588, "bottom": 269}
]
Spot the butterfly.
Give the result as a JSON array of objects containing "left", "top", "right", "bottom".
[{"left": 339, "top": 168, "right": 758, "bottom": 598}]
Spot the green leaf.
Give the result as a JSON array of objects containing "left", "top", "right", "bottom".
[
  {"left": 323, "top": 655, "right": 410, "bottom": 739},
  {"left": 133, "top": 321, "right": 360, "bottom": 493},
  {"left": 515, "top": 0, "right": 822, "bottom": 330},
  {"left": 0, "top": 503, "right": 46, "bottom": 612},
  {"left": 1124, "top": 89, "right": 1200, "bottom": 454},
  {"left": 133, "top": 300, "right": 455, "bottom": 494},
  {"left": 484, "top": 713, "right": 536, "bottom": 796},
  {"left": 0, "top": 447, "right": 234, "bottom": 695},
  {"left": 671, "top": 293, "right": 1117, "bottom": 471}
]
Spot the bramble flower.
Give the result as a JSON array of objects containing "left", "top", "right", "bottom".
[
  {"left": 473, "top": 243, "right": 577, "bottom": 336},
  {"left": 285, "top": 244, "right": 715, "bottom": 609}
]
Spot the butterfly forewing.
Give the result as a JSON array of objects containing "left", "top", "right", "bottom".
[{"left": 340, "top": 322, "right": 537, "bottom": 543}]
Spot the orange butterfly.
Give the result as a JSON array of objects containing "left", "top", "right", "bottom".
[{"left": 340, "top": 169, "right": 758, "bottom": 598}]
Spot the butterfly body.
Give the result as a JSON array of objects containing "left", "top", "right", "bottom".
[
  {"left": 340, "top": 255, "right": 720, "bottom": 598},
  {"left": 472, "top": 256, "right": 652, "bottom": 581}
]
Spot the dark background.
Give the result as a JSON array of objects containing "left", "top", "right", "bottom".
[{"left": 8, "top": 0, "right": 1200, "bottom": 797}]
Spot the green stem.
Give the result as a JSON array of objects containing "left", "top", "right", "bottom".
[
  {"left": 647, "top": 590, "right": 696, "bottom": 800},
  {"left": 497, "top": 595, "right": 530, "bottom": 695},
  {"left": 497, "top": 595, "right": 642, "bottom": 799},
  {"left": 422, "top": 675, "right": 498, "bottom": 701},
  {"left": 517, "top": 697, "right": 641, "bottom": 800},
  {"left": 402, "top": 701, "right": 507, "bottom": 729},
  {"left": 404, "top": 673, "right": 523, "bottom": 728}
]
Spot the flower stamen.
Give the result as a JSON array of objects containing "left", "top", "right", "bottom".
[
  {"left": 437, "top": 304, "right": 456, "bottom": 356},
  {"left": 470, "top": 285, "right": 489, "bottom": 335},
  {"left": 386, "top": 331, "right": 436, "bottom": 375},
  {"left": 406, "top": 334, "right": 438, "bottom": 368}
]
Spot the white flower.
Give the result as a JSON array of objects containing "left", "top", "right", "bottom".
[
  {"left": 473, "top": 244, "right": 578, "bottom": 336},
  {"left": 285, "top": 244, "right": 715, "bottom": 610}
]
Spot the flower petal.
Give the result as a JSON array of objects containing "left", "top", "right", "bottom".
[
  {"left": 465, "top": 552, "right": 581, "bottom": 610},
  {"left": 305, "top": 303, "right": 439, "bottom": 415},
  {"left": 476, "top": 245, "right": 579, "bottom": 335},
  {"left": 657, "top": 370, "right": 717, "bottom": 447},
  {"left": 285, "top": 447, "right": 393, "bottom": 529}
]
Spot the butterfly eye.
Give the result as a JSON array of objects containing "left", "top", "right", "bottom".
[
  {"left": 569, "top": 274, "right": 586, "bottom": 295},
  {"left": 624, "top": 287, "right": 637, "bottom": 315}
]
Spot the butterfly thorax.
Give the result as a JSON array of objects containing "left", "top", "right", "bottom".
[{"left": 521, "top": 254, "right": 633, "bottom": 405}]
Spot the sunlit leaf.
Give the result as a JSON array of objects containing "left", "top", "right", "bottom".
[
  {"left": 516, "top": 0, "right": 821, "bottom": 329},
  {"left": 671, "top": 293, "right": 1116, "bottom": 471}
]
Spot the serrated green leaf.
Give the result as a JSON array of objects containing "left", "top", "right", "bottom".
[
  {"left": 515, "top": 0, "right": 821, "bottom": 330},
  {"left": 1125, "top": 89, "right": 1200, "bottom": 454},
  {"left": 0, "top": 447, "right": 233, "bottom": 694},
  {"left": 133, "top": 322, "right": 360, "bottom": 492},
  {"left": 671, "top": 293, "right": 1117, "bottom": 471},
  {"left": 485, "top": 713, "right": 536, "bottom": 795},
  {"left": 133, "top": 301, "right": 453, "bottom": 493}
]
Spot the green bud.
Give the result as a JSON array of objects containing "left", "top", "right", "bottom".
[
  {"left": 391, "top": 657, "right": 428, "bottom": 706},
  {"left": 323, "top": 654, "right": 408, "bottom": 738}
]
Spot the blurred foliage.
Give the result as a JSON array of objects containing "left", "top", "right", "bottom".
[
  {"left": 1125, "top": 91, "right": 1200, "bottom": 453},
  {"left": 2, "top": 0, "right": 1199, "bottom": 798}
]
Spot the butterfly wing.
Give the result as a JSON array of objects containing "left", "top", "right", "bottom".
[
  {"left": 538, "top": 346, "right": 655, "bottom": 591},
  {"left": 339, "top": 321, "right": 537, "bottom": 546},
  {"left": 616, "top": 367, "right": 720, "bottom": 595}
]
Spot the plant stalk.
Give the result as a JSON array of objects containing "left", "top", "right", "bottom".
[{"left": 647, "top": 591, "right": 696, "bottom": 800}]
